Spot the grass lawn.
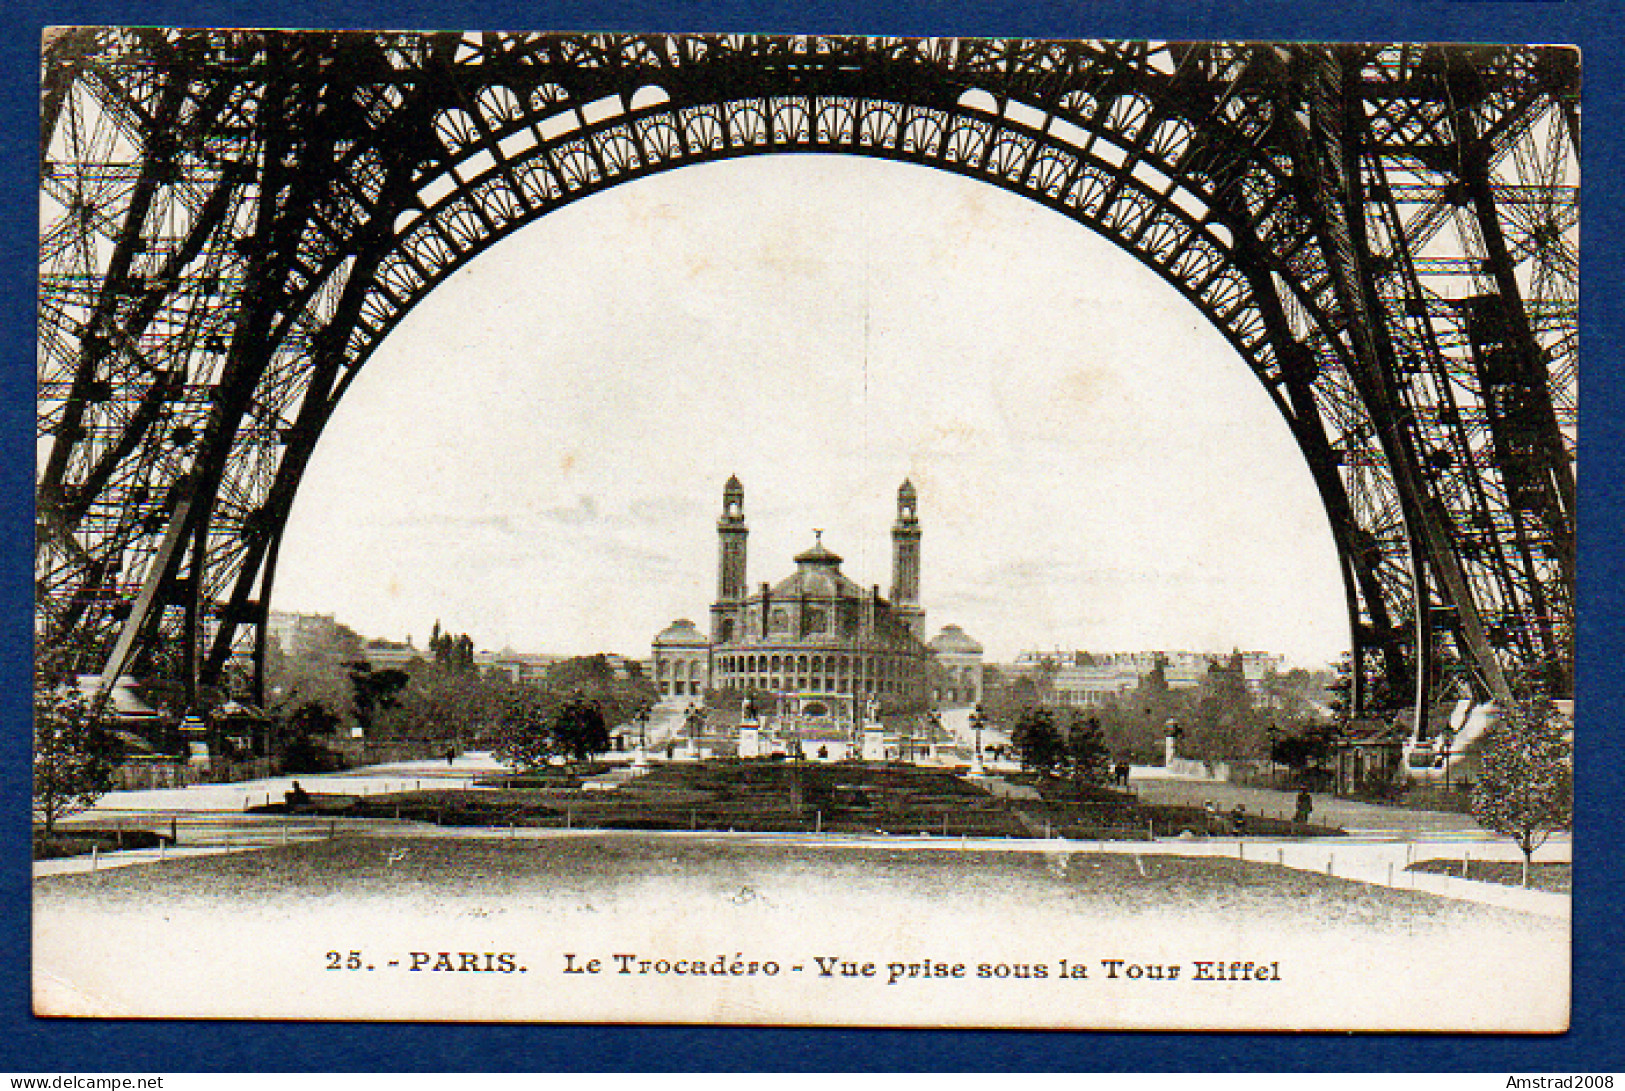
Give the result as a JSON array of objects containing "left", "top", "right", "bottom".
[
  {"left": 255, "top": 761, "right": 1030, "bottom": 835},
  {"left": 1012, "top": 772, "right": 1342, "bottom": 840},
  {"left": 249, "top": 760, "right": 1340, "bottom": 841},
  {"left": 1408, "top": 857, "right": 1572, "bottom": 894},
  {"left": 35, "top": 832, "right": 1554, "bottom": 939},
  {"left": 33, "top": 828, "right": 168, "bottom": 861}
]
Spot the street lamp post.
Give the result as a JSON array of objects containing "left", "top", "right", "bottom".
[
  {"left": 632, "top": 706, "right": 651, "bottom": 769},
  {"left": 1266, "top": 724, "right": 1282, "bottom": 789},
  {"left": 969, "top": 702, "right": 987, "bottom": 776},
  {"left": 683, "top": 704, "right": 704, "bottom": 759},
  {"left": 1440, "top": 728, "right": 1455, "bottom": 794}
]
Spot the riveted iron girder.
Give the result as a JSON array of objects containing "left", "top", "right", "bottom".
[{"left": 37, "top": 33, "right": 1576, "bottom": 710}]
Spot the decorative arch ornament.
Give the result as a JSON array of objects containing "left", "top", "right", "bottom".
[{"left": 38, "top": 32, "right": 1576, "bottom": 710}]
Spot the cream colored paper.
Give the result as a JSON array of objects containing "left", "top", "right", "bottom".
[{"left": 35, "top": 32, "right": 1573, "bottom": 1030}]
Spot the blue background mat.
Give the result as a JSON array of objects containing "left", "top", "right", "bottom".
[{"left": 3, "top": 0, "right": 1620, "bottom": 1070}]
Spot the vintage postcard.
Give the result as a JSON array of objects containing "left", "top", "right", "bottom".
[{"left": 34, "top": 31, "right": 1575, "bottom": 1029}]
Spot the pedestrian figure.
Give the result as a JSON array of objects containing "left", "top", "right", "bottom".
[
  {"left": 1230, "top": 803, "right": 1247, "bottom": 835},
  {"left": 444, "top": 747, "right": 456, "bottom": 766},
  {"left": 1294, "top": 789, "right": 1313, "bottom": 825},
  {"left": 1203, "top": 800, "right": 1221, "bottom": 836},
  {"left": 1113, "top": 761, "right": 1131, "bottom": 788}
]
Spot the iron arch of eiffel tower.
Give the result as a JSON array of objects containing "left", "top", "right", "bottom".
[{"left": 38, "top": 30, "right": 1577, "bottom": 712}]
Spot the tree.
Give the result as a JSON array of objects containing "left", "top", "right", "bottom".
[
  {"left": 265, "top": 617, "right": 363, "bottom": 738},
  {"left": 428, "top": 622, "right": 478, "bottom": 674},
  {"left": 346, "top": 662, "right": 409, "bottom": 735},
  {"left": 388, "top": 661, "right": 500, "bottom": 743},
  {"left": 1188, "top": 651, "right": 1265, "bottom": 760},
  {"left": 283, "top": 697, "right": 341, "bottom": 735},
  {"left": 1011, "top": 706, "right": 1064, "bottom": 773},
  {"left": 1063, "top": 711, "right": 1110, "bottom": 785},
  {"left": 1471, "top": 694, "right": 1572, "bottom": 887},
  {"left": 542, "top": 655, "right": 656, "bottom": 731},
  {"left": 1260, "top": 667, "right": 1331, "bottom": 719},
  {"left": 1269, "top": 722, "right": 1338, "bottom": 787},
  {"left": 493, "top": 691, "right": 611, "bottom": 769},
  {"left": 493, "top": 687, "right": 556, "bottom": 771},
  {"left": 551, "top": 696, "right": 611, "bottom": 763},
  {"left": 1088, "top": 703, "right": 1166, "bottom": 766},
  {"left": 1328, "top": 649, "right": 1401, "bottom": 719},
  {"left": 1137, "top": 655, "right": 1172, "bottom": 709},
  {"left": 1093, "top": 655, "right": 1188, "bottom": 763},
  {"left": 34, "top": 684, "right": 119, "bottom": 837},
  {"left": 1032, "top": 656, "right": 1060, "bottom": 704}
]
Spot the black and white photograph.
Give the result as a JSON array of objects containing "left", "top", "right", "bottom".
[{"left": 33, "top": 31, "right": 1576, "bottom": 1030}]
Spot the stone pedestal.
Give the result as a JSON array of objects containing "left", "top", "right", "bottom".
[{"left": 861, "top": 728, "right": 887, "bottom": 762}]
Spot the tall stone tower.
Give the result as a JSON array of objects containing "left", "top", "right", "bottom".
[
  {"left": 891, "top": 479, "right": 924, "bottom": 638},
  {"left": 717, "top": 475, "right": 748, "bottom": 602}
]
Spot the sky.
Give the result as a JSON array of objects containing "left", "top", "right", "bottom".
[{"left": 272, "top": 154, "right": 1350, "bottom": 668}]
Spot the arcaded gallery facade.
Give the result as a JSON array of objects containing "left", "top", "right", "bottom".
[{"left": 651, "top": 477, "right": 942, "bottom": 715}]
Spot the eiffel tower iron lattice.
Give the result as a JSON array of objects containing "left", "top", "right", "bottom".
[{"left": 37, "top": 31, "right": 1577, "bottom": 712}]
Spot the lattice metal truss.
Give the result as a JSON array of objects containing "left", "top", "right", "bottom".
[{"left": 38, "top": 32, "right": 1576, "bottom": 710}]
